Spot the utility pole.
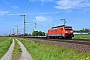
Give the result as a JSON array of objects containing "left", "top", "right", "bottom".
[
  {"left": 52, "top": 24, "right": 54, "bottom": 27},
  {"left": 12, "top": 29, "right": 14, "bottom": 35},
  {"left": 35, "top": 23, "right": 36, "bottom": 28},
  {"left": 16, "top": 25, "right": 18, "bottom": 37},
  {"left": 10, "top": 30, "right": 11, "bottom": 36},
  {"left": 7, "top": 31, "right": 8, "bottom": 36},
  {"left": 61, "top": 19, "right": 66, "bottom": 25},
  {"left": 20, "top": 15, "right": 26, "bottom": 38},
  {"left": 12, "top": 29, "right": 15, "bottom": 37}
]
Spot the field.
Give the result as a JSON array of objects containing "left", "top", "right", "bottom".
[
  {"left": 73, "top": 34, "right": 90, "bottom": 39},
  {"left": 0, "top": 37, "right": 12, "bottom": 58},
  {"left": 18, "top": 38, "right": 90, "bottom": 60}
]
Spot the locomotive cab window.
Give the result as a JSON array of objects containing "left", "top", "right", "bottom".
[
  {"left": 64, "top": 27, "right": 72, "bottom": 30},
  {"left": 61, "top": 28, "right": 63, "bottom": 30}
]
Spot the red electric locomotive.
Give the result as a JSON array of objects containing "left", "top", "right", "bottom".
[{"left": 47, "top": 25, "right": 74, "bottom": 39}]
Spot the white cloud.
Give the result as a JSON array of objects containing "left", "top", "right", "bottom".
[
  {"left": 11, "top": 6, "right": 18, "bottom": 9},
  {"left": 32, "top": 0, "right": 54, "bottom": 5},
  {"left": 0, "top": 19, "right": 5, "bottom": 20},
  {"left": 32, "top": 0, "right": 54, "bottom": 2},
  {"left": 2, "top": 1, "right": 9, "bottom": 5},
  {"left": 8, "top": 13, "right": 21, "bottom": 16},
  {"left": 35, "top": 16, "right": 50, "bottom": 22},
  {"left": 40, "top": 12, "right": 60, "bottom": 14},
  {"left": 54, "top": 0, "right": 90, "bottom": 9},
  {"left": 80, "top": 9, "right": 90, "bottom": 13},
  {"left": 40, "top": 0, "right": 54, "bottom": 2},
  {"left": 0, "top": 10, "right": 9, "bottom": 16}
]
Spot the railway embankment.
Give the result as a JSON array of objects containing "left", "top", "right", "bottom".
[
  {"left": 18, "top": 38, "right": 90, "bottom": 60},
  {"left": 29, "top": 38, "right": 90, "bottom": 53}
]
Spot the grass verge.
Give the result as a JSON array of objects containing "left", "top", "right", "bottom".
[
  {"left": 0, "top": 37, "right": 12, "bottom": 58},
  {"left": 18, "top": 38, "right": 90, "bottom": 60},
  {"left": 0, "top": 37, "right": 9, "bottom": 43},
  {"left": 73, "top": 34, "right": 90, "bottom": 39},
  {"left": 12, "top": 39, "right": 22, "bottom": 60}
]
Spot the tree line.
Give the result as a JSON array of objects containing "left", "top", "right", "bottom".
[
  {"left": 25, "top": 31, "right": 45, "bottom": 36},
  {"left": 74, "top": 28, "right": 90, "bottom": 33}
]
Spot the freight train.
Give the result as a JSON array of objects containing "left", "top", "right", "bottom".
[
  {"left": 47, "top": 25, "right": 74, "bottom": 39},
  {"left": 21, "top": 25, "right": 74, "bottom": 39}
]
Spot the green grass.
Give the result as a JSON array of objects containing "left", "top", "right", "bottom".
[
  {"left": 0, "top": 37, "right": 9, "bottom": 43},
  {"left": 12, "top": 39, "right": 22, "bottom": 60},
  {"left": 73, "top": 34, "right": 90, "bottom": 39},
  {"left": 18, "top": 38, "right": 90, "bottom": 60},
  {"left": 0, "top": 37, "right": 12, "bottom": 58}
]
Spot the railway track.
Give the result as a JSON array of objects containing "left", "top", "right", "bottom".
[
  {"left": 50, "top": 39, "right": 90, "bottom": 45},
  {"left": 26, "top": 37, "right": 90, "bottom": 45}
]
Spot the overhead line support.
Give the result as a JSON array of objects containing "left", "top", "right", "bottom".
[
  {"left": 16, "top": 25, "right": 18, "bottom": 37},
  {"left": 20, "top": 15, "right": 26, "bottom": 38}
]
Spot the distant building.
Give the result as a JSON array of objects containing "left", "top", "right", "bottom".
[
  {"left": 88, "top": 32, "right": 90, "bottom": 34},
  {"left": 74, "top": 32, "right": 89, "bottom": 34}
]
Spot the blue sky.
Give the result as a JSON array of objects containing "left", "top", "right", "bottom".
[{"left": 0, "top": 0, "right": 90, "bottom": 35}]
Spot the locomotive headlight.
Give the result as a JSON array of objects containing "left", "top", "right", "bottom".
[
  {"left": 70, "top": 31, "right": 73, "bottom": 33},
  {"left": 65, "top": 31, "right": 68, "bottom": 33}
]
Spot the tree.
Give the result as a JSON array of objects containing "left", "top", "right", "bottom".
[
  {"left": 25, "top": 33, "right": 31, "bottom": 36},
  {"left": 74, "top": 28, "right": 90, "bottom": 33},
  {"left": 42, "top": 32, "right": 45, "bottom": 36},
  {"left": 38, "top": 31, "right": 42, "bottom": 36},
  {"left": 32, "top": 31, "right": 39, "bottom": 36},
  {"left": 84, "top": 28, "right": 89, "bottom": 32},
  {"left": 38, "top": 31, "right": 45, "bottom": 36},
  {"left": 25, "top": 33, "right": 28, "bottom": 36},
  {"left": 28, "top": 34, "right": 31, "bottom": 36},
  {"left": 32, "top": 31, "right": 45, "bottom": 36},
  {"left": 80, "top": 30, "right": 83, "bottom": 32}
]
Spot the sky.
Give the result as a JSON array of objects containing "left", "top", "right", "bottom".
[{"left": 0, "top": 0, "right": 90, "bottom": 35}]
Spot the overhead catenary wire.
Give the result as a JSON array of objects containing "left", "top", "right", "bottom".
[
  {"left": 22, "top": 0, "right": 32, "bottom": 14},
  {"left": 20, "top": 0, "right": 32, "bottom": 35},
  {"left": 20, "top": 0, "right": 86, "bottom": 34},
  {"left": 45, "top": 0, "right": 86, "bottom": 28},
  {"left": 25, "top": 0, "right": 32, "bottom": 13},
  {"left": 22, "top": 0, "right": 29, "bottom": 13},
  {"left": 54, "top": 0, "right": 86, "bottom": 18}
]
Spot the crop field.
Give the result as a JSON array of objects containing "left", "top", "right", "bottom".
[
  {"left": 18, "top": 38, "right": 90, "bottom": 60},
  {"left": 73, "top": 34, "right": 90, "bottom": 39},
  {"left": 0, "top": 37, "right": 12, "bottom": 58}
]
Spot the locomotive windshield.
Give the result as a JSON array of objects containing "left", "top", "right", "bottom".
[{"left": 64, "top": 27, "right": 72, "bottom": 30}]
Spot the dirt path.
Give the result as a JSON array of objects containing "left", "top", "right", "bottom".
[
  {"left": 16, "top": 39, "right": 33, "bottom": 60},
  {"left": 0, "top": 39, "right": 15, "bottom": 60}
]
